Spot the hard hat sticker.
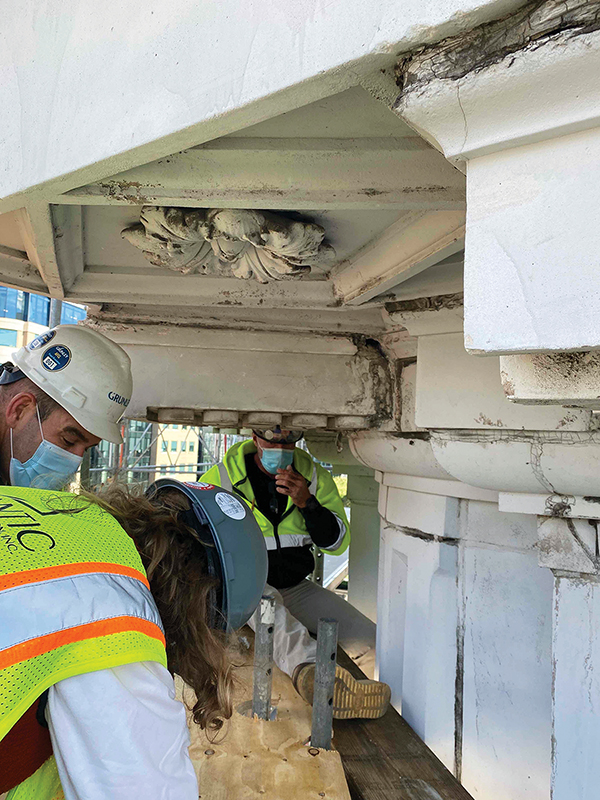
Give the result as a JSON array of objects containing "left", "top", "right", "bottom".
[
  {"left": 214, "top": 492, "right": 246, "bottom": 520},
  {"left": 41, "top": 345, "right": 72, "bottom": 372},
  {"left": 184, "top": 482, "right": 214, "bottom": 490},
  {"left": 28, "top": 330, "right": 56, "bottom": 351}
]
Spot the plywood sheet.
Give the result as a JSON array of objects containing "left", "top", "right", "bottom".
[{"left": 185, "top": 634, "right": 351, "bottom": 800}]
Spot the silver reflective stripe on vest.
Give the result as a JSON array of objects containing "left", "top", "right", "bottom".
[
  {"left": 309, "top": 465, "right": 317, "bottom": 494},
  {"left": 264, "top": 532, "right": 312, "bottom": 551},
  {"left": 319, "top": 512, "right": 347, "bottom": 553},
  {"left": 0, "top": 572, "right": 163, "bottom": 654},
  {"left": 217, "top": 462, "right": 233, "bottom": 492}
]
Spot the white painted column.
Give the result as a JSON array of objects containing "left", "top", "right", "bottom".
[
  {"left": 537, "top": 514, "right": 600, "bottom": 800},
  {"left": 346, "top": 467, "right": 380, "bottom": 623}
]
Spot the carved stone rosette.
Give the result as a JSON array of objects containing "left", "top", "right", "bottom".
[{"left": 121, "top": 207, "right": 335, "bottom": 283}]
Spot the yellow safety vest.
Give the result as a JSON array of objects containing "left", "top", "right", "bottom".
[
  {"left": 201, "top": 440, "right": 350, "bottom": 556},
  {"left": 0, "top": 487, "right": 167, "bottom": 800}
]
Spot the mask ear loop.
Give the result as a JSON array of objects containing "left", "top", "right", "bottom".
[
  {"left": 35, "top": 403, "right": 44, "bottom": 442},
  {"left": 9, "top": 401, "right": 41, "bottom": 463}
]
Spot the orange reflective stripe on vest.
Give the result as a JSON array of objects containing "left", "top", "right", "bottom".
[{"left": 0, "top": 561, "right": 150, "bottom": 592}]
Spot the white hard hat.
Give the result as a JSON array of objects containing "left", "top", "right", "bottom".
[{"left": 11, "top": 325, "right": 133, "bottom": 444}]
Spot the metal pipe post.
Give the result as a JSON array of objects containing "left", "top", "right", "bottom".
[
  {"left": 252, "top": 596, "right": 276, "bottom": 720},
  {"left": 48, "top": 299, "right": 62, "bottom": 328},
  {"left": 311, "top": 617, "right": 339, "bottom": 750}
]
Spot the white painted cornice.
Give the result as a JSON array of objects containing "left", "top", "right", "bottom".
[{"left": 396, "top": 7, "right": 600, "bottom": 163}]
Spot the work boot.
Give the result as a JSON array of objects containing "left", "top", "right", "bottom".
[{"left": 292, "top": 662, "right": 391, "bottom": 720}]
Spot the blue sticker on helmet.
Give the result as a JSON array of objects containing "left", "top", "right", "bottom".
[
  {"left": 28, "top": 330, "right": 56, "bottom": 351},
  {"left": 41, "top": 345, "right": 71, "bottom": 372}
]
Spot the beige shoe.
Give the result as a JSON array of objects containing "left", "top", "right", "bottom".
[{"left": 293, "top": 662, "right": 391, "bottom": 720}]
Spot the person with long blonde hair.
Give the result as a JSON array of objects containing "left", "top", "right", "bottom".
[{"left": 0, "top": 480, "right": 267, "bottom": 800}]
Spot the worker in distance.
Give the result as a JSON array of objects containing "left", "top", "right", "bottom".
[
  {"left": 202, "top": 425, "right": 391, "bottom": 719},
  {"left": 0, "top": 479, "right": 267, "bottom": 799}
]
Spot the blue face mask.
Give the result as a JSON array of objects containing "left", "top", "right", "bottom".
[
  {"left": 9, "top": 407, "right": 83, "bottom": 490},
  {"left": 259, "top": 447, "right": 294, "bottom": 475}
]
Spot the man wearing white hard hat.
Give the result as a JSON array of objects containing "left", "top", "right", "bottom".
[{"left": 0, "top": 325, "right": 132, "bottom": 489}]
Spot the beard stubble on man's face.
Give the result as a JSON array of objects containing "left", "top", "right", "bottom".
[{"left": 0, "top": 404, "right": 40, "bottom": 481}]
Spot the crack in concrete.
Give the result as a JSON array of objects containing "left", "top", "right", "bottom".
[{"left": 396, "top": 0, "right": 600, "bottom": 94}]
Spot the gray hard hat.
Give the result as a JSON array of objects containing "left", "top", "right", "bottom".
[{"left": 146, "top": 479, "right": 268, "bottom": 631}]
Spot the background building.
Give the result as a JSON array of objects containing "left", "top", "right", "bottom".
[{"left": 0, "top": 287, "right": 85, "bottom": 359}]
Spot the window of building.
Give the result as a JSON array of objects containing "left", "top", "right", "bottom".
[
  {"left": 182, "top": 425, "right": 188, "bottom": 430},
  {"left": 0, "top": 287, "right": 27, "bottom": 321},
  {"left": 189, "top": 441, "right": 194, "bottom": 452},
  {"left": 27, "top": 294, "right": 50, "bottom": 326},
  {"left": 0, "top": 328, "right": 17, "bottom": 347},
  {"left": 181, "top": 441, "right": 187, "bottom": 452},
  {"left": 171, "top": 441, "right": 177, "bottom": 452},
  {"left": 161, "top": 441, "right": 168, "bottom": 452},
  {"left": 172, "top": 425, "right": 178, "bottom": 430},
  {"left": 61, "top": 303, "right": 86, "bottom": 325}
]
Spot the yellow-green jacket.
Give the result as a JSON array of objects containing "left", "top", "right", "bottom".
[{"left": 201, "top": 440, "right": 349, "bottom": 587}]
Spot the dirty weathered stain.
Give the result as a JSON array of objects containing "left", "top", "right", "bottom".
[
  {"left": 385, "top": 293, "right": 463, "bottom": 315},
  {"left": 395, "top": 0, "right": 600, "bottom": 95},
  {"left": 474, "top": 413, "right": 505, "bottom": 428},
  {"left": 346, "top": 336, "right": 393, "bottom": 426}
]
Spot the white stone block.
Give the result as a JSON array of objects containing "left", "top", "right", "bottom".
[
  {"left": 416, "top": 333, "right": 591, "bottom": 431},
  {"left": 465, "top": 127, "right": 600, "bottom": 354},
  {"left": 461, "top": 545, "right": 553, "bottom": 799},
  {"left": 377, "top": 527, "right": 458, "bottom": 772},
  {"left": 553, "top": 575, "right": 600, "bottom": 800},
  {"left": 384, "top": 486, "right": 454, "bottom": 538},
  {"left": 462, "top": 498, "right": 537, "bottom": 552}
]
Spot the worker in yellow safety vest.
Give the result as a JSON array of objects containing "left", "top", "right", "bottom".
[
  {"left": 202, "top": 427, "right": 391, "bottom": 720},
  {"left": 0, "top": 324, "right": 133, "bottom": 490},
  {"left": 0, "top": 480, "right": 267, "bottom": 800}
]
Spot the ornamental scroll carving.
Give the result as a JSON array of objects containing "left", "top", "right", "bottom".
[{"left": 121, "top": 207, "right": 335, "bottom": 283}]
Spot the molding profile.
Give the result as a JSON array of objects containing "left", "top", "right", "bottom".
[
  {"left": 122, "top": 206, "right": 335, "bottom": 283},
  {"left": 395, "top": 0, "right": 600, "bottom": 163}
]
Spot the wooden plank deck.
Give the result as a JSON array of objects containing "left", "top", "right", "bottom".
[{"left": 333, "top": 650, "right": 474, "bottom": 800}]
